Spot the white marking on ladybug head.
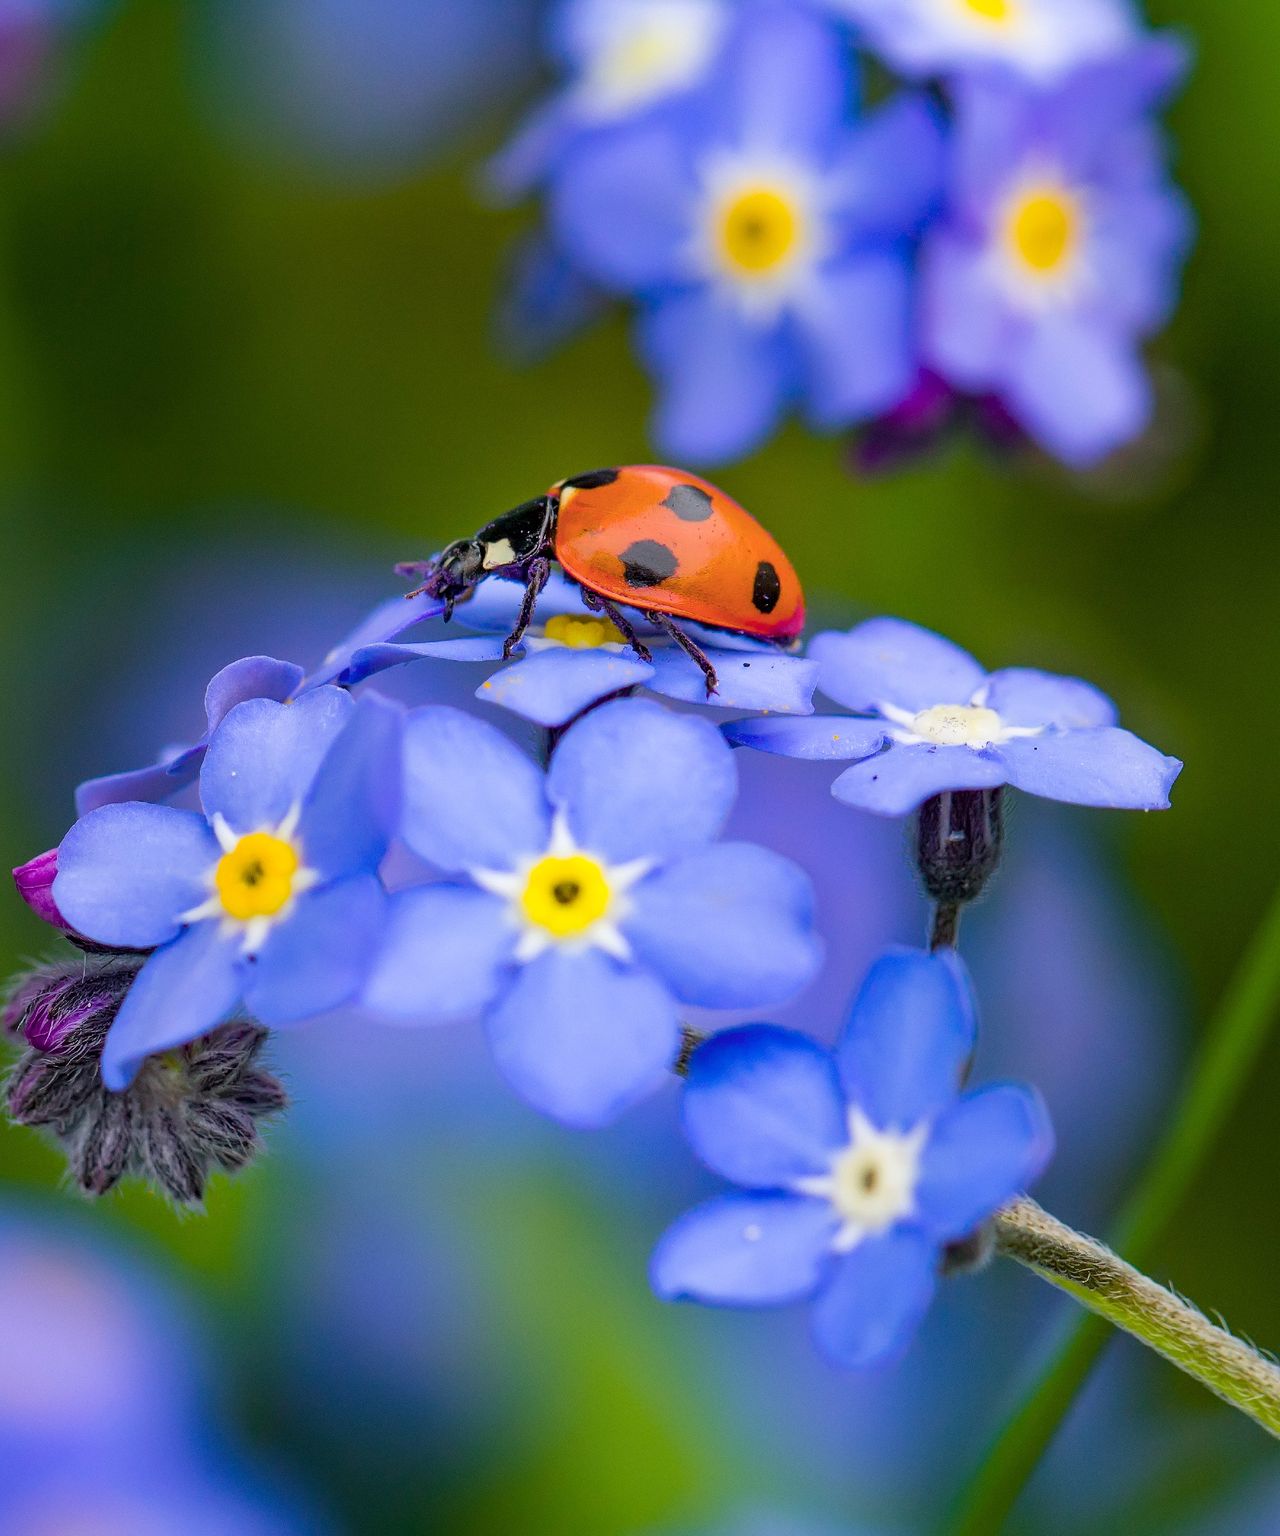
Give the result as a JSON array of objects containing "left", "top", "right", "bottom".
[{"left": 482, "top": 537, "right": 517, "bottom": 570}]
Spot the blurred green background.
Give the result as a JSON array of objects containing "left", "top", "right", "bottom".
[{"left": 0, "top": 2, "right": 1277, "bottom": 1533}]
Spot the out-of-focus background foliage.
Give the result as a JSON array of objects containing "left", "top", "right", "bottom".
[{"left": 0, "top": 2, "right": 1277, "bottom": 1533}]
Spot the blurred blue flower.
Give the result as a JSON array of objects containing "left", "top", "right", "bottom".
[
  {"left": 652, "top": 947, "right": 1052, "bottom": 1367},
  {"left": 489, "top": 0, "right": 735, "bottom": 199},
  {"left": 53, "top": 688, "right": 400, "bottom": 1088},
  {"left": 823, "top": 0, "right": 1137, "bottom": 85},
  {"left": 546, "top": 4, "right": 944, "bottom": 462},
  {"left": 726, "top": 616, "right": 1181, "bottom": 816},
  {"left": 363, "top": 697, "right": 821, "bottom": 1126},
  {"left": 920, "top": 38, "right": 1193, "bottom": 465},
  {"left": 336, "top": 570, "right": 818, "bottom": 726},
  {"left": 0, "top": 1206, "right": 330, "bottom": 1536},
  {"left": 202, "top": 0, "right": 540, "bottom": 177}
]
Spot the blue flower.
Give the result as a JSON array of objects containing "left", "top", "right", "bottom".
[
  {"left": 488, "top": 0, "right": 735, "bottom": 200},
  {"left": 53, "top": 688, "right": 401, "bottom": 1089},
  {"left": 547, "top": 4, "right": 945, "bottom": 462},
  {"left": 824, "top": 0, "right": 1138, "bottom": 85},
  {"left": 725, "top": 616, "right": 1181, "bottom": 816},
  {"left": 920, "top": 39, "right": 1193, "bottom": 466},
  {"left": 337, "top": 570, "right": 819, "bottom": 726},
  {"left": 652, "top": 947, "right": 1052, "bottom": 1367},
  {"left": 362, "top": 698, "right": 822, "bottom": 1127}
]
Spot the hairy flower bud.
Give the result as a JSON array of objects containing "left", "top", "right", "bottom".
[
  {"left": 5, "top": 951, "right": 288, "bottom": 1206},
  {"left": 917, "top": 789, "right": 1005, "bottom": 911}
]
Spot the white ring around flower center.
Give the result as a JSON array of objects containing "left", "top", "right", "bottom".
[
  {"left": 471, "top": 811, "right": 653, "bottom": 963},
  {"left": 879, "top": 695, "right": 1043, "bottom": 750},
  {"left": 794, "top": 1108, "right": 928, "bottom": 1253}
]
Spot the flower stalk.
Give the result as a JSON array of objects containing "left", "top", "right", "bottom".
[{"left": 995, "top": 1197, "right": 1280, "bottom": 1438}]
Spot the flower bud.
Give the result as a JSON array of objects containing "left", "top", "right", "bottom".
[
  {"left": 916, "top": 788, "right": 1005, "bottom": 912},
  {"left": 12, "top": 849, "right": 70, "bottom": 932},
  {"left": 5, "top": 951, "right": 288, "bottom": 1205}
]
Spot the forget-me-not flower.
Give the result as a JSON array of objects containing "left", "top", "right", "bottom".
[
  {"left": 548, "top": 3, "right": 945, "bottom": 463},
  {"left": 725, "top": 616, "right": 1181, "bottom": 816},
  {"left": 335, "top": 571, "right": 818, "bottom": 727},
  {"left": 488, "top": 0, "right": 733, "bottom": 199},
  {"left": 53, "top": 688, "right": 401, "bottom": 1089},
  {"left": 823, "top": 0, "right": 1137, "bottom": 86},
  {"left": 652, "top": 947, "right": 1052, "bottom": 1367},
  {"left": 362, "top": 698, "right": 821, "bottom": 1127},
  {"left": 921, "top": 38, "right": 1193, "bottom": 466}
]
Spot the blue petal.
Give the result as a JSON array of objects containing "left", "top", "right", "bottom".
[
  {"left": 831, "top": 743, "right": 1007, "bottom": 817},
  {"left": 400, "top": 705, "right": 551, "bottom": 872},
  {"left": 342, "top": 634, "right": 510, "bottom": 687},
  {"left": 1004, "top": 314, "right": 1151, "bottom": 468},
  {"left": 101, "top": 923, "right": 243, "bottom": 1091},
  {"left": 639, "top": 291, "right": 792, "bottom": 465},
  {"left": 983, "top": 668, "right": 1118, "bottom": 730},
  {"left": 459, "top": 568, "right": 595, "bottom": 630},
  {"left": 710, "top": 3, "right": 853, "bottom": 158},
  {"left": 915, "top": 1085, "right": 1054, "bottom": 1241},
  {"left": 296, "top": 694, "right": 403, "bottom": 880},
  {"left": 549, "top": 119, "right": 694, "bottom": 291},
  {"left": 204, "top": 655, "right": 305, "bottom": 729},
  {"left": 76, "top": 753, "right": 205, "bottom": 819},
  {"left": 835, "top": 947, "right": 977, "bottom": 1128},
  {"left": 244, "top": 876, "right": 386, "bottom": 1024},
  {"left": 647, "top": 647, "right": 819, "bottom": 715},
  {"left": 626, "top": 843, "right": 821, "bottom": 1008},
  {"left": 74, "top": 656, "right": 306, "bottom": 816},
  {"left": 547, "top": 697, "right": 737, "bottom": 863},
  {"left": 307, "top": 590, "right": 446, "bottom": 689},
  {"left": 361, "top": 884, "right": 514, "bottom": 1022},
  {"left": 681, "top": 1025, "right": 847, "bottom": 1186},
  {"left": 651, "top": 1192, "right": 837, "bottom": 1306},
  {"left": 830, "top": 93, "right": 944, "bottom": 240},
  {"left": 810, "top": 618, "right": 987, "bottom": 713},
  {"left": 484, "top": 948, "right": 679, "bottom": 1127},
  {"left": 498, "top": 229, "right": 608, "bottom": 363},
  {"left": 485, "top": 95, "right": 571, "bottom": 201},
  {"left": 476, "top": 647, "right": 655, "bottom": 728},
  {"left": 54, "top": 805, "right": 219, "bottom": 950},
  {"left": 921, "top": 231, "right": 1011, "bottom": 387},
  {"left": 722, "top": 715, "right": 886, "bottom": 761},
  {"left": 796, "top": 250, "right": 916, "bottom": 429},
  {"left": 809, "top": 1227, "right": 937, "bottom": 1368},
  {"left": 201, "top": 689, "right": 354, "bottom": 833},
  {"left": 996, "top": 729, "right": 1181, "bottom": 810}
]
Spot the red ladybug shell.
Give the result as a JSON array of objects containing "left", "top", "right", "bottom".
[{"left": 548, "top": 466, "right": 805, "bottom": 641}]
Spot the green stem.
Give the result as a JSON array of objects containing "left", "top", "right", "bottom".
[
  {"left": 996, "top": 1198, "right": 1280, "bottom": 1435},
  {"left": 949, "top": 876, "right": 1280, "bottom": 1535}
]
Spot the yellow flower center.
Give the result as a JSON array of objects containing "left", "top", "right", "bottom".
[
  {"left": 520, "top": 855, "right": 613, "bottom": 939},
  {"left": 214, "top": 833, "right": 300, "bottom": 922},
  {"left": 959, "top": 0, "right": 1014, "bottom": 24},
  {"left": 717, "top": 186, "right": 802, "bottom": 276},
  {"left": 911, "top": 704, "right": 1002, "bottom": 748},
  {"left": 1006, "top": 188, "right": 1079, "bottom": 274},
  {"left": 543, "top": 614, "right": 627, "bottom": 650}
]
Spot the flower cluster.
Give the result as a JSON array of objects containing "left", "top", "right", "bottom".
[
  {"left": 6, "top": 545, "right": 1181, "bottom": 1366},
  {"left": 491, "top": 0, "right": 1192, "bottom": 469}
]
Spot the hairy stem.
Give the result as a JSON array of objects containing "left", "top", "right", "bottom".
[
  {"left": 949, "top": 877, "right": 1280, "bottom": 1534},
  {"left": 996, "top": 1198, "right": 1280, "bottom": 1435}
]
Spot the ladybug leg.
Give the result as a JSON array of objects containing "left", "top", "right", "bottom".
[
  {"left": 503, "top": 558, "right": 551, "bottom": 658},
  {"left": 645, "top": 611, "right": 719, "bottom": 696},
  {"left": 583, "top": 592, "right": 653, "bottom": 663}
]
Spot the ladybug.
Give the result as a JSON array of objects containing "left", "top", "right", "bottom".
[{"left": 400, "top": 466, "right": 806, "bottom": 694}]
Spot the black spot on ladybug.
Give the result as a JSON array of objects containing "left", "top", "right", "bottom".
[
  {"left": 752, "top": 561, "right": 782, "bottom": 614},
  {"left": 662, "top": 483, "right": 715, "bottom": 521},
  {"left": 620, "top": 539, "right": 679, "bottom": 589},
  {"left": 562, "top": 468, "right": 620, "bottom": 491}
]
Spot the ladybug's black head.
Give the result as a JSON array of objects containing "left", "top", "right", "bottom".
[{"left": 417, "top": 537, "right": 487, "bottom": 607}]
